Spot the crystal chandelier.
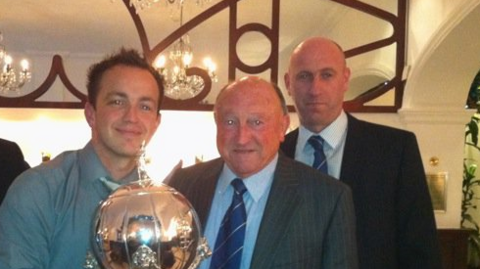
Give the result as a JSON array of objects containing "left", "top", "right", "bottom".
[
  {"left": 152, "top": 3, "right": 217, "bottom": 100},
  {"left": 0, "top": 32, "right": 31, "bottom": 93},
  {"left": 154, "top": 34, "right": 217, "bottom": 100},
  {"left": 129, "top": 0, "right": 212, "bottom": 12}
]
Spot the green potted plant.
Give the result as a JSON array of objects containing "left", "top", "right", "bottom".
[{"left": 462, "top": 84, "right": 480, "bottom": 268}]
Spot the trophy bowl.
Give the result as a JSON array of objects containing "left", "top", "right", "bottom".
[{"left": 92, "top": 179, "right": 210, "bottom": 269}]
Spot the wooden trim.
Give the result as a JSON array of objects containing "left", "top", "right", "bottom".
[{"left": 0, "top": 0, "right": 407, "bottom": 112}]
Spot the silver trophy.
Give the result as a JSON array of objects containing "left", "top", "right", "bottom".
[{"left": 89, "top": 142, "right": 210, "bottom": 269}]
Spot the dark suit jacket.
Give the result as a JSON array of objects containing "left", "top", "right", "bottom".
[
  {"left": 280, "top": 114, "right": 442, "bottom": 269},
  {"left": 167, "top": 154, "right": 358, "bottom": 269},
  {"left": 0, "top": 138, "right": 30, "bottom": 204}
]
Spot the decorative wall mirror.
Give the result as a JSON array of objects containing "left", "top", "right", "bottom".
[{"left": 0, "top": 0, "right": 406, "bottom": 112}]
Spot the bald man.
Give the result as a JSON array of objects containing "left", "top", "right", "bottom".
[{"left": 281, "top": 37, "right": 442, "bottom": 269}]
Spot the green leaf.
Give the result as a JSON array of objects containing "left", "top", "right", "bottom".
[{"left": 468, "top": 120, "right": 479, "bottom": 145}]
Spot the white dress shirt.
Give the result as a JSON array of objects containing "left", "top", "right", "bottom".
[
  {"left": 294, "top": 111, "right": 348, "bottom": 179},
  {"left": 199, "top": 154, "right": 277, "bottom": 269}
]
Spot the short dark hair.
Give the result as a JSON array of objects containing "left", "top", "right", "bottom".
[{"left": 86, "top": 48, "right": 164, "bottom": 112}]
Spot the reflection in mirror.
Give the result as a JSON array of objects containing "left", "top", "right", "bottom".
[
  {"left": 236, "top": 31, "right": 272, "bottom": 67},
  {"left": 346, "top": 44, "right": 396, "bottom": 103},
  {"left": 361, "top": 0, "right": 398, "bottom": 16},
  {"left": 140, "top": 2, "right": 230, "bottom": 105},
  {"left": 279, "top": 0, "right": 396, "bottom": 106},
  {"left": 0, "top": 0, "right": 405, "bottom": 112}
]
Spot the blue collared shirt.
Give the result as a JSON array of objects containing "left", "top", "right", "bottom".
[
  {"left": 0, "top": 141, "right": 139, "bottom": 269},
  {"left": 295, "top": 111, "right": 348, "bottom": 179},
  {"left": 199, "top": 154, "right": 277, "bottom": 269}
]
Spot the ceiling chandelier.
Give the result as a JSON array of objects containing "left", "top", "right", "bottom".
[
  {"left": 152, "top": 2, "right": 217, "bottom": 100},
  {"left": 129, "top": 0, "right": 212, "bottom": 12},
  {"left": 0, "top": 32, "right": 31, "bottom": 93}
]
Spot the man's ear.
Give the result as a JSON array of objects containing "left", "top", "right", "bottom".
[
  {"left": 284, "top": 72, "right": 292, "bottom": 96},
  {"left": 84, "top": 102, "right": 95, "bottom": 128},
  {"left": 280, "top": 114, "right": 291, "bottom": 142},
  {"left": 343, "top": 67, "right": 351, "bottom": 93}
]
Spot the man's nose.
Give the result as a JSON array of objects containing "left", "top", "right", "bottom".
[
  {"left": 124, "top": 105, "right": 139, "bottom": 122},
  {"left": 236, "top": 124, "right": 252, "bottom": 144},
  {"left": 310, "top": 74, "right": 325, "bottom": 93}
]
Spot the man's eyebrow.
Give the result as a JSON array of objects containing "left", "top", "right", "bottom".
[
  {"left": 104, "top": 92, "right": 156, "bottom": 103},
  {"left": 105, "top": 91, "right": 127, "bottom": 98},
  {"left": 139, "top": 96, "right": 157, "bottom": 104}
]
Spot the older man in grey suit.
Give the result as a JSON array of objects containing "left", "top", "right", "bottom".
[{"left": 167, "top": 76, "right": 358, "bottom": 269}]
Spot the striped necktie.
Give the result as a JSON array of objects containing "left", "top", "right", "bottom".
[
  {"left": 308, "top": 135, "right": 328, "bottom": 174},
  {"left": 210, "top": 178, "right": 247, "bottom": 269}
]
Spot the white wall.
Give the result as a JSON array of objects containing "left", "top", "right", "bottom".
[
  {"left": 402, "top": 0, "right": 480, "bottom": 228},
  {"left": 0, "top": 109, "right": 219, "bottom": 181}
]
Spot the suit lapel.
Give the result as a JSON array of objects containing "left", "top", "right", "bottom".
[
  {"left": 191, "top": 159, "right": 224, "bottom": 226},
  {"left": 282, "top": 124, "right": 361, "bottom": 186},
  {"left": 250, "top": 155, "right": 302, "bottom": 269},
  {"left": 280, "top": 128, "right": 299, "bottom": 158},
  {"left": 339, "top": 114, "right": 366, "bottom": 186}
]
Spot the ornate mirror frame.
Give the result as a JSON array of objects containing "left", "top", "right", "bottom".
[{"left": 0, "top": 0, "right": 406, "bottom": 113}]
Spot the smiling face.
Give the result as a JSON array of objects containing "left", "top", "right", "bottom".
[
  {"left": 214, "top": 77, "right": 290, "bottom": 178},
  {"left": 85, "top": 65, "right": 161, "bottom": 168},
  {"left": 284, "top": 37, "right": 350, "bottom": 133}
]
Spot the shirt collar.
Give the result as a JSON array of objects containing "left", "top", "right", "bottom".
[
  {"left": 218, "top": 154, "right": 278, "bottom": 203},
  {"left": 79, "top": 141, "right": 139, "bottom": 189},
  {"left": 79, "top": 141, "right": 110, "bottom": 183},
  {"left": 298, "top": 110, "right": 348, "bottom": 151}
]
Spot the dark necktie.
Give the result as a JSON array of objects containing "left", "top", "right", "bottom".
[
  {"left": 308, "top": 135, "right": 328, "bottom": 174},
  {"left": 210, "top": 178, "right": 247, "bottom": 269}
]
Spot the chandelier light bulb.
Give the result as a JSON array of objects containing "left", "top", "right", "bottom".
[
  {"left": 173, "top": 65, "right": 180, "bottom": 75},
  {"left": 3, "top": 55, "right": 12, "bottom": 73},
  {"left": 203, "top": 57, "right": 216, "bottom": 72},
  {"left": 0, "top": 46, "right": 5, "bottom": 60},
  {"left": 203, "top": 57, "right": 211, "bottom": 69},
  {"left": 154, "top": 55, "right": 166, "bottom": 69},
  {"left": 182, "top": 52, "right": 192, "bottom": 66},
  {"left": 20, "top": 59, "right": 29, "bottom": 72},
  {"left": 208, "top": 63, "right": 216, "bottom": 72},
  {"left": 4, "top": 55, "right": 12, "bottom": 66}
]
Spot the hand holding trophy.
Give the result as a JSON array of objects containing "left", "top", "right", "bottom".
[{"left": 89, "top": 142, "right": 211, "bottom": 269}]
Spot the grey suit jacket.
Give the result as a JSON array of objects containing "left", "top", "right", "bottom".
[
  {"left": 167, "top": 154, "right": 358, "bottom": 269},
  {"left": 280, "top": 114, "right": 442, "bottom": 269}
]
